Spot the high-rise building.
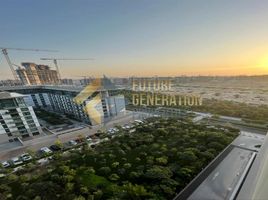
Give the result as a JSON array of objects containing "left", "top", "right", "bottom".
[
  {"left": 0, "top": 91, "right": 42, "bottom": 142},
  {"left": 16, "top": 62, "right": 59, "bottom": 85}
]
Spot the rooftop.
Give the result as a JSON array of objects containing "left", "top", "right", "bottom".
[
  {"left": 0, "top": 76, "right": 122, "bottom": 93},
  {"left": 237, "top": 131, "right": 268, "bottom": 199},
  {"left": 0, "top": 91, "right": 26, "bottom": 100}
]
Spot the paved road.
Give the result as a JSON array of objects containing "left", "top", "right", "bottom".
[
  {"left": 208, "top": 118, "right": 267, "bottom": 135},
  {"left": 0, "top": 111, "right": 148, "bottom": 161},
  {"left": 188, "top": 148, "right": 254, "bottom": 200}
]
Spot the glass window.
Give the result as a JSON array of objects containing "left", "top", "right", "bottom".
[
  {"left": 0, "top": 99, "right": 16, "bottom": 109},
  {"left": 21, "top": 108, "right": 29, "bottom": 112}
]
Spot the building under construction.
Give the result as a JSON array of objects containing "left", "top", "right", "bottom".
[{"left": 16, "top": 62, "right": 59, "bottom": 85}]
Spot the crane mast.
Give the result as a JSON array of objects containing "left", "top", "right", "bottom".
[
  {"left": 1, "top": 49, "right": 18, "bottom": 81},
  {"left": 40, "top": 58, "right": 94, "bottom": 84},
  {"left": 0, "top": 47, "right": 57, "bottom": 81},
  {"left": 53, "top": 59, "right": 61, "bottom": 80}
]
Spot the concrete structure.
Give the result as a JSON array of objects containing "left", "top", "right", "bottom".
[
  {"left": 236, "top": 131, "right": 268, "bottom": 200},
  {"left": 16, "top": 62, "right": 59, "bottom": 85},
  {"left": 61, "top": 78, "right": 74, "bottom": 85},
  {"left": 22, "top": 90, "right": 125, "bottom": 125},
  {"left": 0, "top": 77, "right": 126, "bottom": 126},
  {"left": 0, "top": 91, "right": 41, "bottom": 143},
  {"left": 172, "top": 128, "right": 266, "bottom": 200},
  {"left": 79, "top": 77, "right": 93, "bottom": 86},
  {"left": 0, "top": 79, "right": 22, "bottom": 87}
]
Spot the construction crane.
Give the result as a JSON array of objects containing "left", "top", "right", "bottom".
[
  {"left": 40, "top": 58, "right": 94, "bottom": 81},
  {"left": 0, "top": 47, "right": 57, "bottom": 81},
  {"left": 12, "top": 63, "right": 22, "bottom": 68}
]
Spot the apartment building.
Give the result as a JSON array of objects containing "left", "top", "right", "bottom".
[
  {"left": 22, "top": 89, "right": 125, "bottom": 125},
  {"left": 16, "top": 62, "right": 59, "bottom": 85},
  {"left": 0, "top": 76, "right": 126, "bottom": 126},
  {"left": 24, "top": 90, "right": 91, "bottom": 123},
  {"left": 0, "top": 91, "right": 41, "bottom": 143}
]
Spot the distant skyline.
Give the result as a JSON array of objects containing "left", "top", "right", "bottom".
[{"left": 1, "top": 0, "right": 268, "bottom": 79}]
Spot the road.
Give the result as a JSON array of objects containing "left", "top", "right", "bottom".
[
  {"left": 207, "top": 118, "right": 267, "bottom": 135},
  {"left": 0, "top": 111, "right": 149, "bottom": 161},
  {"left": 188, "top": 148, "right": 254, "bottom": 200}
]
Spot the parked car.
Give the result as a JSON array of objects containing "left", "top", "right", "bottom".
[
  {"left": 108, "top": 128, "right": 119, "bottom": 134},
  {"left": 134, "top": 120, "right": 144, "bottom": 124},
  {"left": 68, "top": 140, "right": 78, "bottom": 146},
  {"left": 50, "top": 145, "right": 62, "bottom": 151},
  {"left": 86, "top": 136, "right": 92, "bottom": 142},
  {"left": 108, "top": 128, "right": 115, "bottom": 134},
  {"left": 40, "top": 147, "right": 53, "bottom": 154},
  {"left": 122, "top": 125, "right": 130, "bottom": 130},
  {"left": 75, "top": 137, "right": 84, "bottom": 143},
  {"left": 1, "top": 161, "right": 10, "bottom": 168},
  {"left": 129, "top": 129, "right": 136, "bottom": 133},
  {"left": 113, "top": 127, "right": 119, "bottom": 132},
  {"left": 90, "top": 135, "right": 100, "bottom": 142},
  {"left": 11, "top": 157, "right": 23, "bottom": 166},
  {"left": 20, "top": 153, "right": 32, "bottom": 161}
]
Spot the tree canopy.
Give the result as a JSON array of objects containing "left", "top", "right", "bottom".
[{"left": 0, "top": 118, "right": 238, "bottom": 200}]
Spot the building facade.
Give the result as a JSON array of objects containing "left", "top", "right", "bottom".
[
  {"left": 0, "top": 79, "right": 22, "bottom": 87},
  {"left": 23, "top": 89, "right": 125, "bottom": 125},
  {"left": 61, "top": 78, "right": 74, "bottom": 85},
  {"left": 16, "top": 62, "right": 59, "bottom": 85},
  {"left": 1, "top": 83, "right": 126, "bottom": 126},
  {"left": 0, "top": 92, "right": 41, "bottom": 142}
]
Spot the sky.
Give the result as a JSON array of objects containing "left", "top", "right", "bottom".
[{"left": 1, "top": 0, "right": 268, "bottom": 79}]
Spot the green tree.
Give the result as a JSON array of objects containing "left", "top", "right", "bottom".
[
  {"left": 112, "top": 162, "right": 120, "bottom": 168},
  {"left": 93, "top": 190, "right": 103, "bottom": 200},
  {"left": 145, "top": 166, "right": 172, "bottom": 180},
  {"left": 54, "top": 139, "right": 63, "bottom": 149},
  {"left": 156, "top": 156, "right": 168, "bottom": 165},
  {"left": 73, "top": 195, "right": 86, "bottom": 200},
  {"left": 99, "top": 166, "right": 111, "bottom": 175},
  {"left": 121, "top": 183, "right": 154, "bottom": 199},
  {"left": 109, "top": 173, "right": 120, "bottom": 181},
  {"left": 65, "top": 182, "right": 74, "bottom": 192},
  {"left": 123, "top": 163, "right": 132, "bottom": 169}
]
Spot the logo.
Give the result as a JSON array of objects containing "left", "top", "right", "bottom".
[
  {"left": 131, "top": 78, "right": 202, "bottom": 107},
  {"left": 73, "top": 78, "right": 102, "bottom": 125}
]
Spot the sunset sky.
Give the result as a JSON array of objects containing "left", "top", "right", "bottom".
[{"left": 1, "top": 0, "right": 268, "bottom": 79}]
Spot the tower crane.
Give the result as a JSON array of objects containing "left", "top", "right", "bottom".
[
  {"left": 40, "top": 58, "right": 94, "bottom": 81},
  {"left": 0, "top": 47, "right": 57, "bottom": 80}
]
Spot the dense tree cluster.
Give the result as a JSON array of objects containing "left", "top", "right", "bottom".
[
  {"left": 191, "top": 99, "right": 268, "bottom": 125},
  {"left": 0, "top": 118, "right": 238, "bottom": 200}
]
